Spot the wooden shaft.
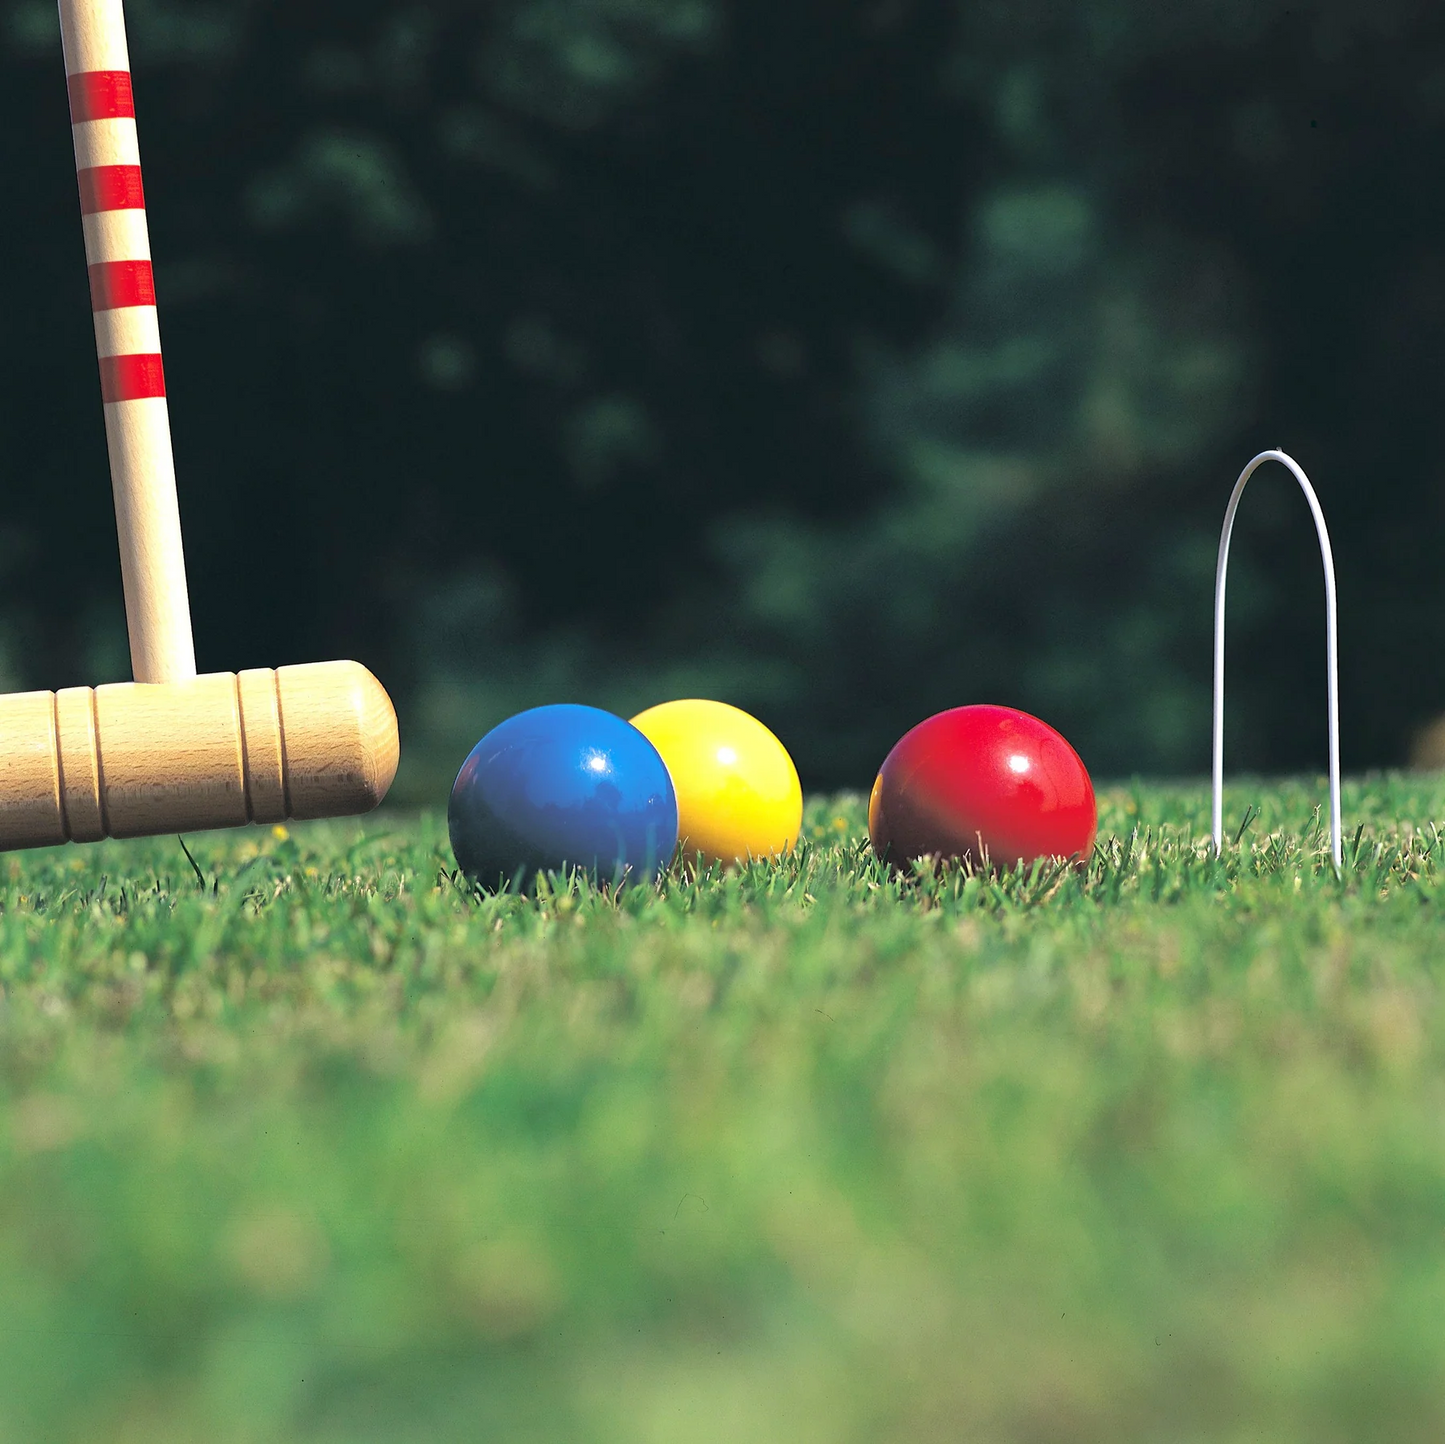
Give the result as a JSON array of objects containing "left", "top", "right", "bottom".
[
  {"left": 0, "top": 661, "right": 399, "bottom": 849},
  {"left": 60, "top": 0, "right": 196, "bottom": 683}
]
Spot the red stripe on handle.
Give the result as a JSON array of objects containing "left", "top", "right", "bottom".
[
  {"left": 78, "top": 164, "right": 145, "bottom": 215},
  {"left": 67, "top": 70, "right": 135, "bottom": 123},
  {"left": 99, "top": 354, "right": 166, "bottom": 403},
  {"left": 89, "top": 260, "right": 156, "bottom": 312}
]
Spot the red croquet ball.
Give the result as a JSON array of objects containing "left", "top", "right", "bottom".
[{"left": 868, "top": 705, "right": 1097, "bottom": 870}]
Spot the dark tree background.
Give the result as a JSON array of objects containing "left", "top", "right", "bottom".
[{"left": 3, "top": 0, "right": 1443, "bottom": 794}]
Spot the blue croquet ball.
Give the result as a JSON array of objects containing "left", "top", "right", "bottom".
[{"left": 448, "top": 704, "right": 679, "bottom": 890}]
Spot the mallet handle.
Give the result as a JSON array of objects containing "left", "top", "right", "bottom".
[{"left": 59, "top": 0, "right": 196, "bottom": 684}]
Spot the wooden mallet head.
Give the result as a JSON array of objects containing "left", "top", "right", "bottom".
[{"left": 0, "top": 0, "right": 399, "bottom": 851}]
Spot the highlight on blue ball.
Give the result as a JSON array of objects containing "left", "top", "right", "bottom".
[{"left": 448, "top": 704, "right": 679, "bottom": 890}]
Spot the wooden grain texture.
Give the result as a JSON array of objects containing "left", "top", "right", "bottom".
[
  {"left": 0, "top": 693, "right": 66, "bottom": 850},
  {"left": 0, "top": 662, "right": 399, "bottom": 850},
  {"left": 58, "top": 0, "right": 128, "bottom": 70}
]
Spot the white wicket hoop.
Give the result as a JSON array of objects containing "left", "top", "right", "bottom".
[{"left": 1212, "top": 449, "right": 1342, "bottom": 868}]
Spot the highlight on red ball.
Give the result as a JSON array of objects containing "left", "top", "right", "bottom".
[{"left": 867, "top": 704, "right": 1097, "bottom": 871}]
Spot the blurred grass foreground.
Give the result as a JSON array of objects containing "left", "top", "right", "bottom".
[{"left": 3, "top": 776, "right": 1445, "bottom": 1440}]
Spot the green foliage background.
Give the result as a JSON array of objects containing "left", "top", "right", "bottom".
[{"left": 2, "top": 0, "right": 1442, "bottom": 787}]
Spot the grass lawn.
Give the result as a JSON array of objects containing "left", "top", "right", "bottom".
[{"left": 2, "top": 775, "right": 1444, "bottom": 1442}]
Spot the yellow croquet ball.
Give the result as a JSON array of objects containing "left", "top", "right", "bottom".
[{"left": 628, "top": 699, "right": 802, "bottom": 866}]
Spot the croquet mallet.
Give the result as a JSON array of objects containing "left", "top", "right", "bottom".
[{"left": 0, "top": 0, "right": 399, "bottom": 851}]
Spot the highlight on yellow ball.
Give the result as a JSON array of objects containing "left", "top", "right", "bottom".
[{"left": 628, "top": 699, "right": 803, "bottom": 867}]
